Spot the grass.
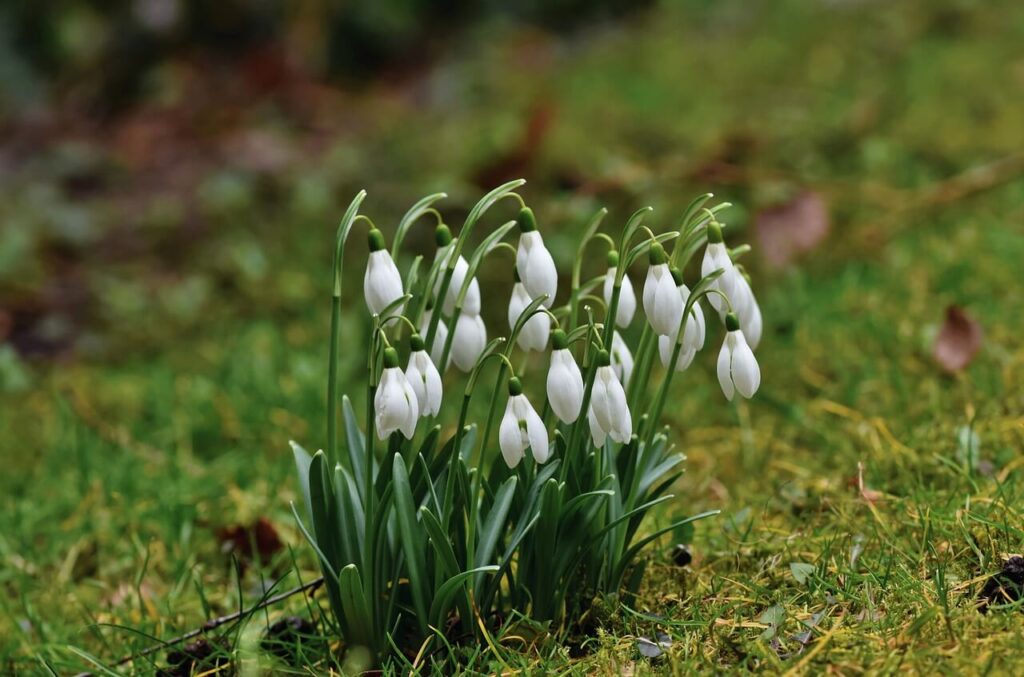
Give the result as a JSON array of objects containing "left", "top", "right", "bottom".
[{"left": 3, "top": 0, "right": 1024, "bottom": 673}]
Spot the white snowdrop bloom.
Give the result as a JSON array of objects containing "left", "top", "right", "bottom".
[
  {"left": 515, "top": 207, "right": 558, "bottom": 307},
  {"left": 603, "top": 255, "right": 636, "bottom": 328},
  {"left": 363, "top": 229, "right": 405, "bottom": 318},
  {"left": 546, "top": 330, "right": 584, "bottom": 424},
  {"left": 589, "top": 352, "right": 632, "bottom": 445},
  {"left": 450, "top": 312, "right": 487, "bottom": 372},
  {"left": 587, "top": 405, "right": 606, "bottom": 448},
  {"left": 642, "top": 244, "right": 683, "bottom": 336},
  {"left": 730, "top": 272, "right": 762, "bottom": 351},
  {"left": 717, "top": 313, "right": 761, "bottom": 401},
  {"left": 610, "top": 331, "right": 634, "bottom": 391},
  {"left": 433, "top": 241, "right": 481, "bottom": 316},
  {"left": 418, "top": 306, "right": 450, "bottom": 370},
  {"left": 404, "top": 336, "right": 442, "bottom": 417},
  {"left": 701, "top": 221, "right": 740, "bottom": 315},
  {"left": 374, "top": 348, "right": 418, "bottom": 440},
  {"left": 498, "top": 377, "right": 549, "bottom": 467},
  {"left": 508, "top": 279, "right": 550, "bottom": 352},
  {"left": 658, "top": 335, "right": 697, "bottom": 373}
]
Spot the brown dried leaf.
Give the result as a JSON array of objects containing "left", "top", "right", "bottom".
[
  {"left": 934, "top": 305, "right": 983, "bottom": 373},
  {"left": 754, "top": 191, "right": 831, "bottom": 268},
  {"left": 216, "top": 516, "right": 284, "bottom": 570}
]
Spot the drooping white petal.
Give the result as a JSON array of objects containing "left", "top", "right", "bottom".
[
  {"left": 729, "top": 331, "right": 761, "bottom": 398},
  {"left": 717, "top": 333, "right": 736, "bottom": 401},
  {"left": 745, "top": 299, "right": 762, "bottom": 351},
  {"left": 658, "top": 332, "right": 697, "bottom": 372},
  {"left": 364, "top": 250, "right": 405, "bottom": 317},
  {"left": 587, "top": 405, "right": 607, "bottom": 448},
  {"left": 590, "top": 368, "right": 615, "bottom": 434},
  {"left": 702, "top": 242, "right": 737, "bottom": 315},
  {"left": 405, "top": 351, "right": 442, "bottom": 417},
  {"left": 604, "top": 369, "right": 632, "bottom": 443},
  {"left": 643, "top": 264, "right": 683, "bottom": 336},
  {"left": 375, "top": 368, "right": 418, "bottom": 439},
  {"left": 610, "top": 332, "right": 634, "bottom": 391},
  {"left": 604, "top": 267, "right": 636, "bottom": 328},
  {"left": 517, "top": 231, "right": 557, "bottom": 307},
  {"left": 547, "top": 349, "right": 584, "bottom": 424},
  {"left": 434, "top": 245, "right": 480, "bottom": 316},
  {"left": 418, "top": 310, "right": 450, "bottom": 371},
  {"left": 451, "top": 313, "right": 487, "bottom": 372},
  {"left": 508, "top": 282, "right": 549, "bottom": 352},
  {"left": 523, "top": 399, "right": 550, "bottom": 464},
  {"left": 498, "top": 398, "right": 525, "bottom": 468}
]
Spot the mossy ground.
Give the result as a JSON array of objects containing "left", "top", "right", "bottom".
[{"left": 2, "top": 1, "right": 1023, "bottom": 673}]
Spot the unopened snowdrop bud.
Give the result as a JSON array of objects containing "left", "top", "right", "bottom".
[
  {"left": 364, "top": 229, "right": 405, "bottom": 318},
  {"left": 642, "top": 243, "right": 683, "bottom": 336},
  {"left": 418, "top": 303, "right": 449, "bottom": 370},
  {"left": 433, "top": 225, "right": 481, "bottom": 316},
  {"left": 498, "top": 376, "right": 549, "bottom": 467},
  {"left": 508, "top": 272, "right": 550, "bottom": 352},
  {"left": 405, "top": 334, "right": 442, "bottom": 417},
  {"left": 701, "top": 221, "right": 739, "bottom": 315},
  {"left": 374, "top": 347, "right": 418, "bottom": 440},
  {"left": 546, "top": 329, "right": 584, "bottom": 423},
  {"left": 588, "top": 349, "right": 632, "bottom": 446},
  {"left": 603, "top": 250, "right": 636, "bottom": 328},
  {"left": 515, "top": 207, "right": 558, "bottom": 307},
  {"left": 450, "top": 312, "right": 487, "bottom": 372},
  {"left": 717, "top": 313, "right": 761, "bottom": 401},
  {"left": 610, "top": 332, "right": 634, "bottom": 391}
]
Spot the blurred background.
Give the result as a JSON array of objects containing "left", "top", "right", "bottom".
[{"left": 2, "top": 0, "right": 1023, "bottom": 671}]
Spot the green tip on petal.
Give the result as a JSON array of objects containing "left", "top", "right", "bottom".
[
  {"left": 670, "top": 266, "right": 684, "bottom": 286},
  {"left": 517, "top": 207, "right": 537, "bottom": 233},
  {"left": 435, "top": 223, "right": 452, "bottom": 247},
  {"left": 596, "top": 349, "right": 611, "bottom": 367},
  {"left": 552, "top": 329, "right": 568, "bottom": 350},
  {"left": 725, "top": 312, "right": 741, "bottom": 332},
  {"left": 368, "top": 228, "right": 386, "bottom": 252},
  {"left": 508, "top": 376, "right": 523, "bottom": 396},
  {"left": 648, "top": 242, "right": 667, "bottom": 265},
  {"left": 606, "top": 250, "right": 620, "bottom": 267},
  {"left": 706, "top": 221, "right": 723, "bottom": 244},
  {"left": 410, "top": 334, "right": 425, "bottom": 352},
  {"left": 383, "top": 347, "right": 400, "bottom": 368}
]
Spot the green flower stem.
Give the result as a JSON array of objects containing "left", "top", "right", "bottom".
[{"left": 626, "top": 324, "right": 655, "bottom": 405}]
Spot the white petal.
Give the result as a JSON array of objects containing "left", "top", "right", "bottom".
[
  {"left": 605, "top": 268, "right": 636, "bottom": 328},
  {"left": 547, "top": 350, "right": 583, "bottom": 423},
  {"left": 399, "top": 376, "right": 419, "bottom": 439},
  {"left": 498, "top": 399, "right": 525, "bottom": 468},
  {"left": 605, "top": 371, "right": 632, "bottom": 443},
  {"left": 364, "top": 251, "right": 405, "bottom": 317},
  {"left": 375, "top": 368, "right": 410, "bottom": 439},
  {"left": 507, "top": 283, "right": 530, "bottom": 331},
  {"left": 404, "top": 359, "right": 426, "bottom": 413},
  {"left": 742, "top": 291, "right": 762, "bottom": 351},
  {"left": 519, "top": 311, "right": 550, "bottom": 352},
  {"left": 642, "top": 265, "right": 660, "bottom": 322},
  {"left": 658, "top": 332, "right": 695, "bottom": 372},
  {"left": 587, "top": 405, "right": 607, "bottom": 448},
  {"left": 611, "top": 332, "right": 633, "bottom": 391},
  {"left": 717, "top": 335, "right": 735, "bottom": 401},
  {"left": 451, "top": 313, "right": 487, "bottom": 372},
  {"left": 424, "top": 359, "right": 443, "bottom": 416},
  {"left": 524, "top": 400, "right": 549, "bottom": 464},
  {"left": 702, "top": 243, "right": 731, "bottom": 314},
  {"left": 730, "top": 331, "right": 761, "bottom": 398},
  {"left": 651, "top": 270, "right": 684, "bottom": 336},
  {"left": 524, "top": 240, "right": 557, "bottom": 306},
  {"left": 591, "top": 368, "right": 615, "bottom": 434}
]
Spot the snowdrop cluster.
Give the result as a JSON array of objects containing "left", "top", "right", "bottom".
[{"left": 297, "top": 184, "right": 767, "bottom": 664}]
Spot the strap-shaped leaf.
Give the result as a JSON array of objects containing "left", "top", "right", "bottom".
[
  {"left": 309, "top": 451, "right": 341, "bottom": 571},
  {"left": 473, "top": 476, "right": 517, "bottom": 591},
  {"left": 342, "top": 396, "right": 367, "bottom": 502},
  {"left": 391, "top": 453, "right": 429, "bottom": 636},
  {"left": 337, "top": 563, "right": 374, "bottom": 650},
  {"left": 611, "top": 510, "right": 720, "bottom": 589},
  {"left": 290, "top": 441, "right": 314, "bottom": 522},
  {"left": 429, "top": 566, "right": 499, "bottom": 630}
]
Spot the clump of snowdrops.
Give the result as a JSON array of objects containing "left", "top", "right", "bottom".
[{"left": 290, "top": 180, "right": 761, "bottom": 666}]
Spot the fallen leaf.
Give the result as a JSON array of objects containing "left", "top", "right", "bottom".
[
  {"left": 790, "top": 562, "right": 816, "bottom": 585},
  {"left": 754, "top": 191, "right": 830, "bottom": 268},
  {"left": 216, "top": 516, "right": 284, "bottom": 571},
  {"left": 934, "top": 305, "right": 983, "bottom": 373}
]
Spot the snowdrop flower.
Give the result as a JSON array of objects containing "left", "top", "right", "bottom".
[
  {"left": 451, "top": 312, "right": 487, "bottom": 372},
  {"left": 508, "top": 274, "right": 550, "bottom": 352},
  {"left": 515, "top": 207, "right": 557, "bottom": 307},
  {"left": 363, "top": 229, "right": 405, "bottom": 318},
  {"left": 642, "top": 244, "right": 683, "bottom": 336},
  {"left": 418, "top": 304, "right": 449, "bottom": 370},
  {"left": 730, "top": 271, "right": 762, "bottom": 350},
  {"left": 701, "top": 221, "right": 740, "bottom": 315},
  {"left": 546, "top": 330, "right": 584, "bottom": 423},
  {"left": 717, "top": 313, "right": 761, "bottom": 401},
  {"left": 405, "top": 335, "right": 442, "bottom": 417},
  {"left": 374, "top": 348, "right": 418, "bottom": 440},
  {"left": 498, "top": 377, "right": 549, "bottom": 467},
  {"left": 610, "top": 331, "right": 634, "bottom": 391},
  {"left": 433, "top": 225, "right": 481, "bottom": 316},
  {"left": 603, "top": 251, "right": 636, "bottom": 328},
  {"left": 588, "top": 350, "right": 632, "bottom": 446}
]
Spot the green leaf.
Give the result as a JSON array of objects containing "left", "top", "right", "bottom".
[
  {"left": 391, "top": 453, "right": 429, "bottom": 636},
  {"left": 790, "top": 562, "right": 816, "bottom": 586},
  {"left": 429, "top": 566, "right": 499, "bottom": 629},
  {"left": 308, "top": 451, "right": 340, "bottom": 571},
  {"left": 612, "top": 510, "right": 720, "bottom": 588},
  {"left": 342, "top": 396, "right": 367, "bottom": 501},
  {"left": 337, "top": 564, "right": 374, "bottom": 650},
  {"left": 473, "top": 476, "right": 517, "bottom": 592},
  {"left": 290, "top": 441, "right": 314, "bottom": 522}
]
